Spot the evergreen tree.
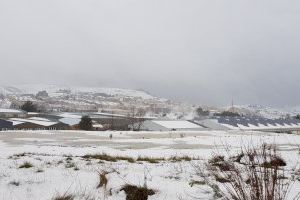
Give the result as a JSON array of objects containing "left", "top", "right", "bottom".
[
  {"left": 79, "top": 116, "right": 93, "bottom": 130},
  {"left": 21, "top": 101, "right": 37, "bottom": 112}
]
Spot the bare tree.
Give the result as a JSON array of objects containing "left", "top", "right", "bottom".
[
  {"left": 128, "top": 107, "right": 146, "bottom": 131},
  {"left": 135, "top": 108, "right": 146, "bottom": 131}
]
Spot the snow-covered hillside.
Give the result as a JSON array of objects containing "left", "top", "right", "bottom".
[
  {"left": 0, "top": 84, "right": 177, "bottom": 115},
  {"left": 232, "top": 104, "right": 300, "bottom": 119},
  {"left": 2, "top": 85, "right": 299, "bottom": 119},
  {"left": 0, "top": 84, "right": 156, "bottom": 99}
]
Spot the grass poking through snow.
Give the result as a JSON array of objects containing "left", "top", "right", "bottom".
[
  {"left": 137, "top": 156, "right": 164, "bottom": 163},
  {"left": 52, "top": 193, "right": 75, "bottom": 200},
  {"left": 82, "top": 153, "right": 197, "bottom": 164},
  {"left": 19, "top": 161, "right": 33, "bottom": 169},
  {"left": 82, "top": 154, "right": 135, "bottom": 163}
]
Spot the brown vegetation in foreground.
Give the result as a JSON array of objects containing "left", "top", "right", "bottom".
[{"left": 194, "top": 143, "right": 300, "bottom": 200}]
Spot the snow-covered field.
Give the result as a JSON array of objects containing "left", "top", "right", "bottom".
[{"left": 0, "top": 130, "right": 299, "bottom": 200}]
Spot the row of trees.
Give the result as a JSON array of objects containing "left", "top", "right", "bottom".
[
  {"left": 78, "top": 108, "right": 146, "bottom": 131},
  {"left": 127, "top": 107, "right": 146, "bottom": 131},
  {"left": 196, "top": 107, "right": 210, "bottom": 117},
  {"left": 11, "top": 100, "right": 44, "bottom": 112},
  {"left": 76, "top": 106, "right": 147, "bottom": 131},
  {"left": 196, "top": 107, "right": 241, "bottom": 117}
]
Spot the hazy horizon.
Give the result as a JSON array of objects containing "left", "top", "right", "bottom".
[{"left": 1, "top": 0, "right": 300, "bottom": 107}]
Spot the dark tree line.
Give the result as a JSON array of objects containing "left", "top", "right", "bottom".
[{"left": 196, "top": 107, "right": 210, "bottom": 117}]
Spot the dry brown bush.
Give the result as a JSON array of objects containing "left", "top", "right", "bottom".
[
  {"left": 194, "top": 143, "right": 300, "bottom": 200},
  {"left": 120, "top": 184, "right": 155, "bottom": 200},
  {"left": 97, "top": 170, "right": 108, "bottom": 189}
]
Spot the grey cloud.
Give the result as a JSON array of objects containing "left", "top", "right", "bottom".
[{"left": 0, "top": 0, "right": 300, "bottom": 106}]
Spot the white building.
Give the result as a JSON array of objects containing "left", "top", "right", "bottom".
[
  {"left": 196, "top": 117, "right": 300, "bottom": 133},
  {"left": 140, "top": 120, "right": 206, "bottom": 131},
  {"left": 0, "top": 108, "right": 27, "bottom": 118}
]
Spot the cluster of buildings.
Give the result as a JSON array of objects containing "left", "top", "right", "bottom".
[
  {"left": 1, "top": 108, "right": 300, "bottom": 133},
  {"left": 0, "top": 108, "right": 147, "bottom": 131},
  {"left": 0, "top": 108, "right": 71, "bottom": 131},
  {"left": 197, "top": 116, "right": 300, "bottom": 133}
]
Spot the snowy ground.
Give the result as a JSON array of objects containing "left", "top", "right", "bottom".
[{"left": 0, "top": 130, "right": 299, "bottom": 200}]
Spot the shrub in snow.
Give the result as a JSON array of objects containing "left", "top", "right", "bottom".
[
  {"left": 194, "top": 143, "right": 300, "bottom": 200},
  {"left": 52, "top": 193, "right": 75, "bottom": 200},
  {"left": 120, "top": 184, "right": 155, "bottom": 200},
  {"left": 21, "top": 101, "right": 38, "bottom": 112},
  {"left": 19, "top": 161, "right": 33, "bottom": 169}
]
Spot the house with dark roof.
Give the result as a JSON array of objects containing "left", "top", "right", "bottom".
[
  {"left": 0, "top": 108, "right": 27, "bottom": 118},
  {"left": 9, "top": 117, "right": 70, "bottom": 130},
  {"left": 0, "top": 119, "right": 13, "bottom": 131}
]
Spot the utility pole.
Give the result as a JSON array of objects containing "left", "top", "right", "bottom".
[{"left": 111, "top": 111, "right": 114, "bottom": 130}]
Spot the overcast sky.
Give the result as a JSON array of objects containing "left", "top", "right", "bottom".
[{"left": 0, "top": 0, "right": 300, "bottom": 106}]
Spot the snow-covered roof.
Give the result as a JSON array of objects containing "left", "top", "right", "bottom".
[
  {"left": 58, "top": 113, "right": 82, "bottom": 119},
  {"left": 10, "top": 118, "right": 58, "bottom": 127},
  {"left": 93, "top": 112, "right": 126, "bottom": 118},
  {"left": 211, "top": 116, "right": 300, "bottom": 131},
  {"left": 152, "top": 120, "right": 202, "bottom": 129},
  {"left": 8, "top": 120, "right": 25, "bottom": 126},
  {"left": 59, "top": 118, "right": 80, "bottom": 126},
  {"left": 93, "top": 124, "right": 103, "bottom": 128},
  {"left": 28, "top": 117, "right": 51, "bottom": 122},
  {"left": 27, "top": 112, "right": 39, "bottom": 115},
  {"left": 0, "top": 108, "right": 24, "bottom": 113}
]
